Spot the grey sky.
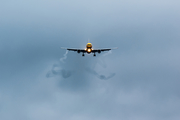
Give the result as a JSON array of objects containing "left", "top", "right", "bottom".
[{"left": 0, "top": 0, "right": 180, "bottom": 120}]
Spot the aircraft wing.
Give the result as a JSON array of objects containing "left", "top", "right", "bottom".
[
  {"left": 92, "top": 47, "right": 118, "bottom": 53},
  {"left": 61, "top": 47, "right": 118, "bottom": 53},
  {"left": 67, "top": 49, "right": 86, "bottom": 52},
  {"left": 61, "top": 47, "right": 86, "bottom": 53}
]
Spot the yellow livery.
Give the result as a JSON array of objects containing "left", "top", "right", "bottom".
[{"left": 62, "top": 42, "right": 117, "bottom": 57}]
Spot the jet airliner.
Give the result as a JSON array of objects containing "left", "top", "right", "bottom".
[{"left": 62, "top": 42, "right": 117, "bottom": 56}]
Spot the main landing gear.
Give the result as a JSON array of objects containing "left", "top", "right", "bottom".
[{"left": 82, "top": 53, "right": 96, "bottom": 57}]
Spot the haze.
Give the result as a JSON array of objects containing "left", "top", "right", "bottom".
[{"left": 0, "top": 0, "right": 180, "bottom": 120}]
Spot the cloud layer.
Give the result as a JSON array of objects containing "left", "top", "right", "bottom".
[{"left": 0, "top": 0, "right": 180, "bottom": 120}]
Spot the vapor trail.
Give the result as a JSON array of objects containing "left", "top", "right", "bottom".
[
  {"left": 60, "top": 50, "right": 68, "bottom": 63},
  {"left": 98, "top": 51, "right": 112, "bottom": 68},
  {"left": 46, "top": 64, "right": 72, "bottom": 78},
  {"left": 102, "top": 50, "right": 112, "bottom": 57},
  {"left": 98, "top": 58, "right": 107, "bottom": 68}
]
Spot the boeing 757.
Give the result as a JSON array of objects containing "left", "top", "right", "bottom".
[{"left": 61, "top": 42, "right": 117, "bottom": 56}]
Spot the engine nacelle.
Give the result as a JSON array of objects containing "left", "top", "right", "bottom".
[
  {"left": 98, "top": 50, "right": 101, "bottom": 53},
  {"left": 77, "top": 50, "right": 80, "bottom": 53}
]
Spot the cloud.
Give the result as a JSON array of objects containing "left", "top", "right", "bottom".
[
  {"left": 85, "top": 67, "right": 115, "bottom": 80},
  {"left": 46, "top": 64, "right": 72, "bottom": 79}
]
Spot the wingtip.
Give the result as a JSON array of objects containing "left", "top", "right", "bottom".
[
  {"left": 61, "top": 47, "right": 67, "bottom": 49},
  {"left": 111, "top": 47, "right": 118, "bottom": 49}
]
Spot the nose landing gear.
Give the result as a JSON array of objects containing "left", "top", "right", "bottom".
[{"left": 82, "top": 53, "right": 85, "bottom": 56}]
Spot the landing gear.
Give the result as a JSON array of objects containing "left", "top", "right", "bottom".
[
  {"left": 82, "top": 53, "right": 85, "bottom": 56},
  {"left": 93, "top": 53, "right": 96, "bottom": 57}
]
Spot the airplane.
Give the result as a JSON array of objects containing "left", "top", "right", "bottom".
[{"left": 61, "top": 42, "right": 117, "bottom": 56}]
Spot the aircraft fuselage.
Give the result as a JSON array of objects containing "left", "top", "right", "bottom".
[{"left": 85, "top": 43, "right": 92, "bottom": 54}]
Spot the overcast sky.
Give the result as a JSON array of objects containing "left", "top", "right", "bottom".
[{"left": 0, "top": 0, "right": 180, "bottom": 120}]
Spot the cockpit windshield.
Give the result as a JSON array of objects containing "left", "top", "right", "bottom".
[{"left": 86, "top": 43, "right": 92, "bottom": 48}]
